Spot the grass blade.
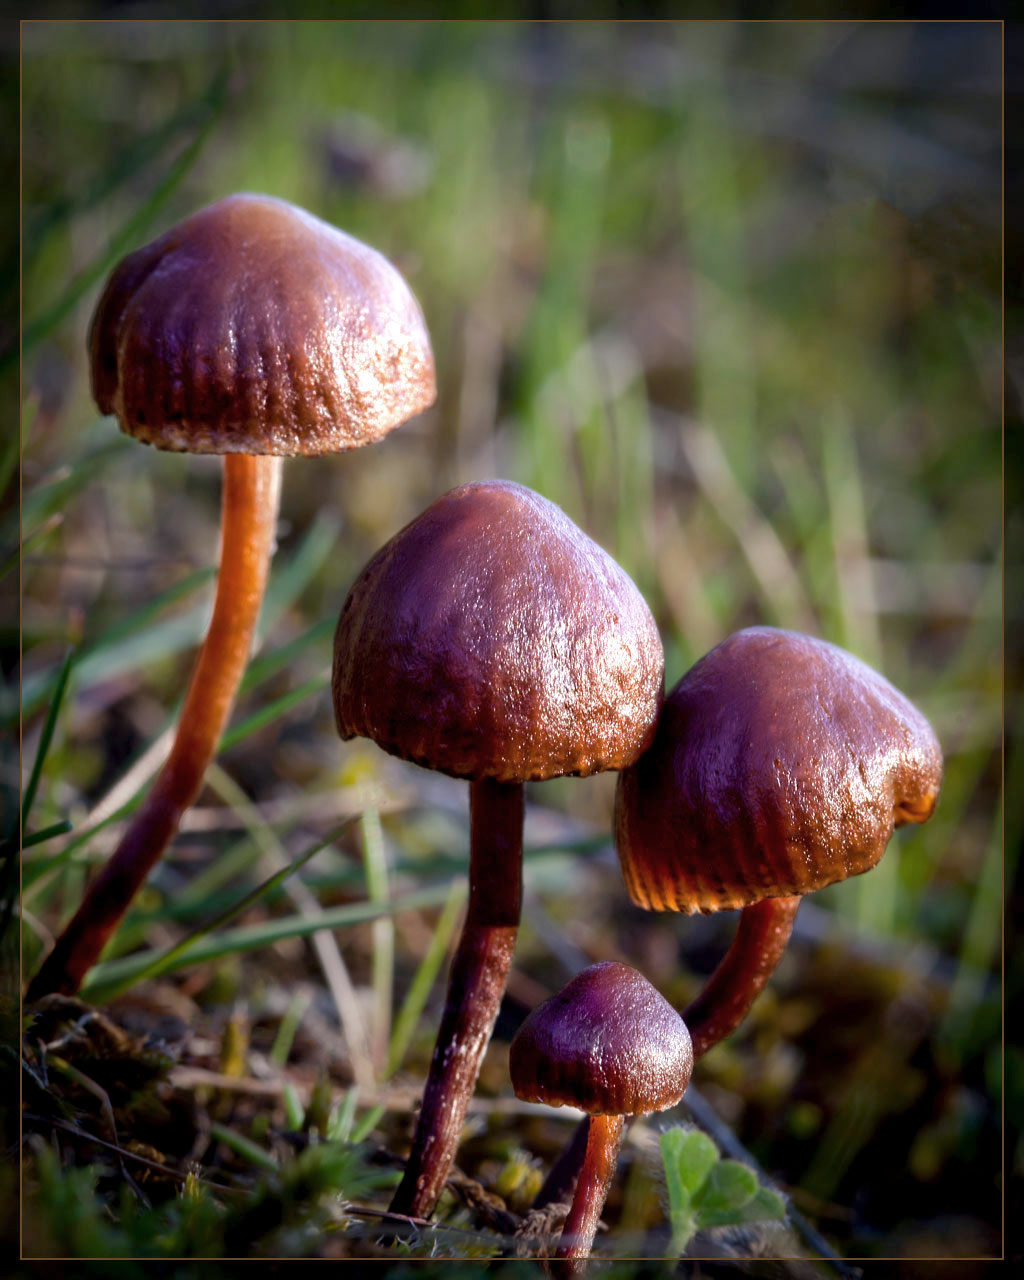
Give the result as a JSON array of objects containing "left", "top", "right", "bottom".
[
  {"left": 220, "top": 677, "right": 324, "bottom": 752},
  {"left": 22, "top": 805, "right": 134, "bottom": 896},
  {"left": 281, "top": 1082, "right": 306, "bottom": 1132},
  {"left": 201, "top": 762, "right": 374, "bottom": 1090},
  {"left": 17, "top": 569, "right": 215, "bottom": 721},
  {"left": 79, "top": 882, "right": 459, "bottom": 1003},
  {"left": 257, "top": 510, "right": 342, "bottom": 639},
  {"left": 270, "top": 989, "right": 315, "bottom": 1070},
  {"left": 327, "top": 1088, "right": 360, "bottom": 1143},
  {"left": 21, "top": 820, "right": 73, "bottom": 849},
  {"left": 16, "top": 65, "right": 229, "bottom": 376},
  {"left": 387, "top": 878, "right": 465, "bottom": 1078},
  {"left": 20, "top": 648, "right": 75, "bottom": 837},
  {"left": 240, "top": 619, "right": 334, "bottom": 693},
  {"left": 2, "top": 513, "right": 62, "bottom": 582},
  {"left": 209, "top": 1123, "right": 278, "bottom": 1173},
  {"left": 0, "top": 407, "right": 22, "bottom": 503},
  {"left": 360, "top": 806, "right": 392, "bottom": 1074},
  {"left": 19, "top": 437, "right": 131, "bottom": 535},
  {"left": 24, "top": 91, "right": 229, "bottom": 266},
  {"left": 80, "top": 822, "right": 352, "bottom": 1002},
  {"left": 350, "top": 1104, "right": 387, "bottom": 1144}
]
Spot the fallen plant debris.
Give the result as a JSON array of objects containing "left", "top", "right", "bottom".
[{"left": 19, "top": 883, "right": 990, "bottom": 1267}]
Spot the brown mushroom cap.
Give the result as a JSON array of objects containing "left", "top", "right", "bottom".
[
  {"left": 89, "top": 192, "right": 436, "bottom": 455},
  {"left": 510, "top": 961, "right": 693, "bottom": 1116},
  {"left": 616, "top": 627, "right": 944, "bottom": 914},
  {"left": 332, "top": 480, "right": 665, "bottom": 784}
]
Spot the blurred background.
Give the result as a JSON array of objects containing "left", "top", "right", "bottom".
[{"left": 14, "top": 19, "right": 1003, "bottom": 1266}]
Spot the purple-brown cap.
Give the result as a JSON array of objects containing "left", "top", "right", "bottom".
[
  {"left": 616, "top": 627, "right": 944, "bottom": 914},
  {"left": 89, "top": 192, "right": 436, "bottom": 455},
  {"left": 510, "top": 961, "right": 693, "bottom": 1117},
  {"left": 332, "top": 480, "right": 664, "bottom": 784}
]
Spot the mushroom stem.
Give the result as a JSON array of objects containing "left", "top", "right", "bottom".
[
  {"left": 534, "top": 1114, "right": 592, "bottom": 1211},
  {"left": 531, "top": 897, "right": 801, "bottom": 1217},
  {"left": 27, "top": 452, "right": 283, "bottom": 1000},
  {"left": 389, "top": 777, "right": 524, "bottom": 1219},
  {"left": 555, "top": 1112, "right": 624, "bottom": 1274},
  {"left": 683, "top": 894, "right": 801, "bottom": 1058}
]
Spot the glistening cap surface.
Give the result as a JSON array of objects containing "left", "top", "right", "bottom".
[
  {"left": 332, "top": 480, "right": 664, "bottom": 784},
  {"left": 89, "top": 192, "right": 436, "bottom": 455},
  {"left": 616, "top": 627, "right": 943, "bottom": 914},
  {"left": 510, "top": 961, "right": 693, "bottom": 1116}
]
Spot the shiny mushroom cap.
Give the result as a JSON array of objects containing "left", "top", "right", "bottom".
[
  {"left": 89, "top": 192, "right": 436, "bottom": 455},
  {"left": 510, "top": 961, "right": 693, "bottom": 1117},
  {"left": 616, "top": 627, "right": 944, "bottom": 914},
  {"left": 332, "top": 480, "right": 665, "bottom": 784}
]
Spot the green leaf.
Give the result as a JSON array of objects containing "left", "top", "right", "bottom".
[
  {"left": 659, "top": 1127, "right": 787, "bottom": 1257},
  {"left": 731, "top": 1185, "right": 788, "bottom": 1226},
  {"left": 660, "top": 1126, "right": 718, "bottom": 1258},
  {"left": 660, "top": 1127, "right": 718, "bottom": 1203},
  {"left": 692, "top": 1159, "right": 758, "bottom": 1226}
]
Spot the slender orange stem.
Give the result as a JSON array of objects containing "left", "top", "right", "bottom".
[
  {"left": 555, "top": 1112, "right": 624, "bottom": 1274},
  {"left": 389, "top": 777, "right": 524, "bottom": 1220},
  {"left": 27, "top": 452, "right": 282, "bottom": 1000}
]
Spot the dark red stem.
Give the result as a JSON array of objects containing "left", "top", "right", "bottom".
[
  {"left": 533, "top": 1113, "right": 591, "bottom": 1211},
  {"left": 27, "top": 453, "right": 282, "bottom": 1000},
  {"left": 555, "top": 1112, "right": 624, "bottom": 1274},
  {"left": 388, "top": 777, "right": 524, "bottom": 1220},
  {"left": 683, "top": 895, "right": 801, "bottom": 1058}
]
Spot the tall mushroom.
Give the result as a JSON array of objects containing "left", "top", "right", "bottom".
[
  {"left": 332, "top": 479, "right": 664, "bottom": 1220},
  {"left": 615, "top": 626, "right": 944, "bottom": 1058},
  {"left": 510, "top": 961, "right": 693, "bottom": 1273},
  {"left": 28, "top": 193, "right": 435, "bottom": 1000}
]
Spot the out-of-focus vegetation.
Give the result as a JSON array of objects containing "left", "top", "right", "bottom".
[{"left": 15, "top": 20, "right": 1002, "bottom": 1267}]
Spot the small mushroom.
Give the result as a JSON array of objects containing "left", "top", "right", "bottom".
[
  {"left": 511, "top": 961, "right": 693, "bottom": 1272},
  {"left": 28, "top": 193, "right": 435, "bottom": 1000},
  {"left": 616, "top": 626, "right": 943, "bottom": 1057},
  {"left": 332, "top": 479, "right": 664, "bottom": 1220}
]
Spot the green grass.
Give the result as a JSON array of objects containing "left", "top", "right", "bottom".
[{"left": 17, "top": 19, "right": 1001, "bottom": 1265}]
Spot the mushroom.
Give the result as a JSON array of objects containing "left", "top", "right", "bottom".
[
  {"left": 510, "top": 961, "right": 693, "bottom": 1272},
  {"left": 28, "top": 193, "right": 435, "bottom": 1000},
  {"left": 332, "top": 479, "right": 664, "bottom": 1220},
  {"left": 536, "top": 626, "right": 944, "bottom": 1216},
  {"left": 615, "top": 626, "right": 944, "bottom": 1057}
]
